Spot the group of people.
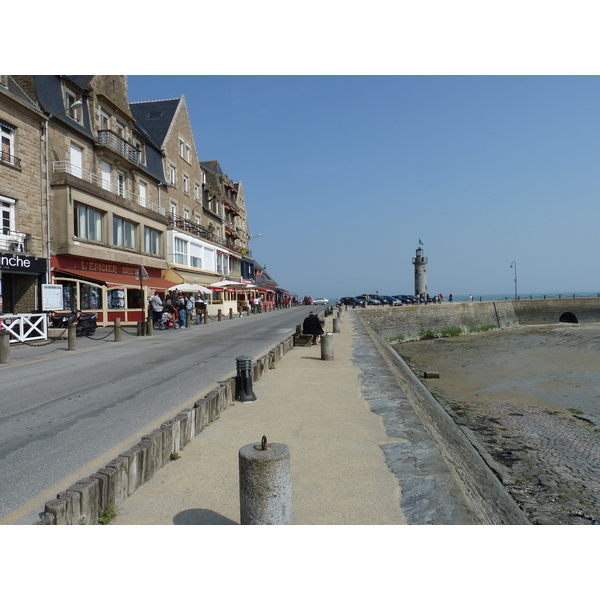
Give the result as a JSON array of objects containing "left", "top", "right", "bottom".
[{"left": 148, "top": 290, "right": 208, "bottom": 330}]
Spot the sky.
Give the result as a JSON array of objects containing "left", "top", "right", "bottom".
[{"left": 126, "top": 74, "right": 600, "bottom": 300}]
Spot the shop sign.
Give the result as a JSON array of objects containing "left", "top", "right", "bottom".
[{"left": 0, "top": 253, "right": 46, "bottom": 273}]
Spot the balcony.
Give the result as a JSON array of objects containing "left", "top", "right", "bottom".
[
  {"left": 0, "top": 151, "right": 21, "bottom": 168},
  {"left": 167, "top": 214, "right": 244, "bottom": 254},
  {"left": 53, "top": 161, "right": 165, "bottom": 216},
  {"left": 97, "top": 130, "right": 141, "bottom": 165},
  {"left": 0, "top": 229, "right": 29, "bottom": 253}
]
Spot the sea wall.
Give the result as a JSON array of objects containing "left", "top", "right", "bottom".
[{"left": 357, "top": 297, "right": 600, "bottom": 341}]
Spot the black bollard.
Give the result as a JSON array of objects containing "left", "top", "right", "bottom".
[{"left": 236, "top": 355, "right": 257, "bottom": 402}]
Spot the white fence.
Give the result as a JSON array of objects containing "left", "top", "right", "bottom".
[{"left": 0, "top": 313, "right": 48, "bottom": 343}]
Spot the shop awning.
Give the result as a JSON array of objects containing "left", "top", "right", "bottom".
[
  {"left": 171, "top": 269, "right": 220, "bottom": 286},
  {"left": 54, "top": 268, "right": 173, "bottom": 291}
]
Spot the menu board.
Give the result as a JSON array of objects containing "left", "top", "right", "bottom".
[{"left": 42, "top": 284, "right": 64, "bottom": 311}]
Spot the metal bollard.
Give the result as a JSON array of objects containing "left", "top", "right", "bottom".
[
  {"left": 236, "top": 355, "right": 257, "bottom": 402},
  {"left": 333, "top": 317, "right": 340, "bottom": 333},
  {"left": 68, "top": 323, "right": 76, "bottom": 350},
  {"left": 0, "top": 330, "right": 10, "bottom": 364},
  {"left": 239, "top": 436, "right": 292, "bottom": 525},
  {"left": 114, "top": 318, "right": 122, "bottom": 343},
  {"left": 321, "top": 333, "right": 334, "bottom": 360}
]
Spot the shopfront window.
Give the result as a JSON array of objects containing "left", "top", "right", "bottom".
[
  {"left": 55, "top": 279, "right": 103, "bottom": 311},
  {"left": 107, "top": 287, "right": 143, "bottom": 309}
]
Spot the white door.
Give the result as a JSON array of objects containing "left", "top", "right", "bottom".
[
  {"left": 101, "top": 161, "right": 111, "bottom": 190},
  {"left": 139, "top": 182, "right": 146, "bottom": 207}
]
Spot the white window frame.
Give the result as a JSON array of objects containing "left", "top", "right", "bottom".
[
  {"left": 65, "top": 90, "right": 82, "bottom": 122},
  {"left": 186, "top": 143, "right": 191, "bottom": 163},
  {"left": 183, "top": 174, "right": 189, "bottom": 195},
  {"left": 144, "top": 226, "right": 160, "bottom": 255},
  {"left": 1, "top": 122, "right": 15, "bottom": 163},
  {"left": 174, "top": 237, "right": 188, "bottom": 265},
  {"left": 139, "top": 181, "right": 147, "bottom": 207},
  {"left": 113, "top": 216, "right": 136, "bottom": 249},
  {"left": 194, "top": 183, "right": 200, "bottom": 202},
  {"left": 100, "top": 109, "right": 110, "bottom": 130},
  {"left": 117, "top": 171, "right": 125, "bottom": 197},
  {"left": 101, "top": 161, "right": 111, "bottom": 190},
  {"left": 179, "top": 138, "right": 185, "bottom": 158},
  {"left": 169, "top": 164, "right": 177, "bottom": 186},
  {"left": 76, "top": 204, "right": 103, "bottom": 242}
]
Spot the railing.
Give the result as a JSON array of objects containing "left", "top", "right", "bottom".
[
  {"left": 97, "top": 130, "right": 141, "bottom": 165},
  {"left": 0, "top": 151, "right": 21, "bottom": 168},
  {"left": 0, "top": 313, "right": 48, "bottom": 343},
  {"left": 0, "top": 230, "right": 28, "bottom": 252},
  {"left": 53, "top": 161, "right": 166, "bottom": 216},
  {"left": 167, "top": 214, "right": 245, "bottom": 254}
]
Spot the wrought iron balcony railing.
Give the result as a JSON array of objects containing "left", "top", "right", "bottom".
[
  {"left": 0, "top": 151, "right": 21, "bottom": 168},
  {"left": 167, "top": 214, "right": 245, "bottom": 254},
  {"left": 97, "top": 130, "right": 141, "bottom": 165}
]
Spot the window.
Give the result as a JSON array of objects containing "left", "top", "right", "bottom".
[
  {"left": 113, "top": 216, "right": 136, "bottom": 249},
  {"left": 190, "top": 245, "right": 202, "bottom": 268},
  {"left": 169, "top": 164, "right": 176, "bottom": 186},
  {"left": 117, "top": 171, "right": 125, "bottom": 197},
  {"left": 201, "top": 171, "right": 206, "bottom": 184},
  {"left": 66, "top": 90, "right": 82, "bottom": 122},
  {"left": 1, "top": 122, "right": 15, "bottom": 164},
  {"left": 174, "top": 238, "right": 188, "bottom": 265},
  {"left": 217, "top": 251, "right": 229, "bottom": 275},
  {"left": 75, "top": 204, "right": 103, "bottom": 242},
  {"left": 170, "top": 202, "right": 177, "bottom": 217},
  {"left": 194, "top": 183, "right": 200, "bottom": 202},
  {"left": 70, "top": 143, "right": 83, "bottom": 178},
  {"left": 183, "top": 175, "right": 189, "bottom": 195},
  {"left": 186, "top": 143, "right": 191, "bottom": 162},
  {"left": 100, "top": 110, "right": 110, "bottom": 130},
  {"left": 179, "top": 138, "right": 185, "bottom": 158},
  {"left": 144, "top": 226, "right": 160, "bottom": 255},
  {"left": 184, "top": 209, "right": 190, "bottom": 222},
  {"left": 0, "top": 197, "right": 16, "bottom": 244}
]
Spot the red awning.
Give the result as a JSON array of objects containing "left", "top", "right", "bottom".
[{"left": 54, "top": 268, "right": 173, "bottom": 291}]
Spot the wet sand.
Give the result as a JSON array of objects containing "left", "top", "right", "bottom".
[{"left": 390, "top": 323, "right": 600, "bottom": 524}]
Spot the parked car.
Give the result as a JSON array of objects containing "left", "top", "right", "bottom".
[
  {"left": 356, "top": 295, "right": 381, "bottom": 305},
  {"left": 312, "top": 297, "right": 329, "bottom": 305},
  {"left": 375, "top": 295, "right": 403, "bottom": 306},
  {"left": 395, "top": 294, "right": 421, "bottom": 304},
  {"left": 338, "top": 296, "right": 366, "bottom": 307}
]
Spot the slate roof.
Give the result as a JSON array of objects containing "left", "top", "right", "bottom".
[{"left": 129, "top": 98, "right": 180, "bottom": 148}]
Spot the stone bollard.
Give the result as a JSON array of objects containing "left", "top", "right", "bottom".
[
  {"left": 146, "top": 315, "right": 153, "bottom": 336},
  {"left": 136, "top": 322, "right": 145, "bottom": 336},
  {"left": 187, "top": 310, "right": 192, "bottom": 328},
  {"left": 333, "top": 317, "right": 340, "bottom": 333},
  {"left": 321, "top": 333, "right": 334, "bottom": 360},
  {"left": 239, "top": 437, "right": 291, "bottom": 525},
  {"left": 229, "top": 308, "right": 234, "bottom": 320},
  {"left": 0, "top": 330, "right": 10, "bottom": 364},
  {"left": 203, "top": 310, "right": 208, "bottom": 324},
  {"left": 236, "top": 355, "right": 257, "bottom": 402},
  {"left": 218, "top": 309, "right": 222, "bottom": 322},
  {"left": 114, "top": 318, "right": 122, "bottom": 343},
  {"left": 68, "top": 323, "right": 76, "bottom": 350}
]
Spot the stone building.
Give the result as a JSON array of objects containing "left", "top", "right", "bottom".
[
  {"left": 0, "top": 76, "right": 47, "bottom": 313},
  {"left": 27, "top": 75, "right": 173, "bottom": 324}
]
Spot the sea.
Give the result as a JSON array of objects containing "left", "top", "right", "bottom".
[{"left": 444, "top": 291, "right": 600, "bottom": 303}]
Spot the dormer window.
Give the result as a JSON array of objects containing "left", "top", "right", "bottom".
[{"left": 65, "top": 90, "right": 82, "bottom": 122}]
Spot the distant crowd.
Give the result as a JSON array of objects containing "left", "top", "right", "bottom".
[{"left": 148, "top": 291, "right": 207, "bottom": 329}]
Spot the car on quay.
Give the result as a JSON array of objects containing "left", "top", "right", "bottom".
[
  {"left": 337, "top": 296, "right": 366, "bottom": 307},
  {"left": 371, "top": 294, "right": 403, "bottom": 306},
  {"left": 312, "top": 297, "right": 329, "bottom": 305},
  {"left": 395, "top": 294, "right": 421, "bottom": 304},
  {"left": 356, "top": 295, "right": 381, "bottom": 305}
]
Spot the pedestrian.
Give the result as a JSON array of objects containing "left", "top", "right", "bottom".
[
  {"left": 195, "top": 297, "right": 206, "bottom": 324},
  {"left": 469, "top": 294, "right": 473, "bottom": 302},
  {"left": 149, "top": 292, "right": 164, "bottom": 329},
  {"left": 177, "top": 293, "right": 187, "bottom": 328},
  {"left": 303, "top": 311, "right": 324, "bottom": 345},
  {"left": 449, "top": 293, "right": 453, "bottom": 302}
]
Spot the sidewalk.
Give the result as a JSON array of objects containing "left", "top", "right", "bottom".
[{"left": 112, "top": 308, "right": 475, "bottom": 525}]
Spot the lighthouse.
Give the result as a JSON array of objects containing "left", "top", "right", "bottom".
[{"left": 412, "top": 244, "right": 428, "bottom": 298}]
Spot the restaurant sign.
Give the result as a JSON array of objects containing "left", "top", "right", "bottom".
[{"left": 0, "top": 253, "right": 46, "bottom": 273}]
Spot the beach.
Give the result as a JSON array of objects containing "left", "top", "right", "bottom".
[{"left": 391, "top": 322, "right": 600, "bottom": 524}]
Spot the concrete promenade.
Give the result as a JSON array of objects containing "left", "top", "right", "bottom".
[{"left": 113, "top": 308, "right": 477, "bottom": 525}]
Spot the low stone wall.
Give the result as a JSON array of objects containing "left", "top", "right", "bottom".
[
  {"left": 357, "top": 314, "right": 530, "bottom": 524},
  {"left": 35, "top": 333, "right": 296, "bottom": 525},
  {"left": 359, "top": 297, "right": 600, "bottom": 341}
]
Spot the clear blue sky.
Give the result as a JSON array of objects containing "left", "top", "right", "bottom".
[{"left": 127, "top": 75, "right": 600, "bottom": 300}]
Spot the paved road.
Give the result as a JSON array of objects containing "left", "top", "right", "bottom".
[{"left": 0, "top": 307, "right": 314, "bottom": 524}]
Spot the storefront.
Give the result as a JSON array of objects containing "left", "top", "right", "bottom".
[
  {"left": 0, "top": 252, "right": 47, "bottom": 314},
  {"left": 51, "top": 255, "right": 175, "bottom": 325}
]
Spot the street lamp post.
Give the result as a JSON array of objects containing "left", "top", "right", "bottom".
[
  {"left": 510, "top": 261, "right": 518, "bottom": 300},
  {"left": 43, "top": 100, "right": 83, "bottom": 284}
]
